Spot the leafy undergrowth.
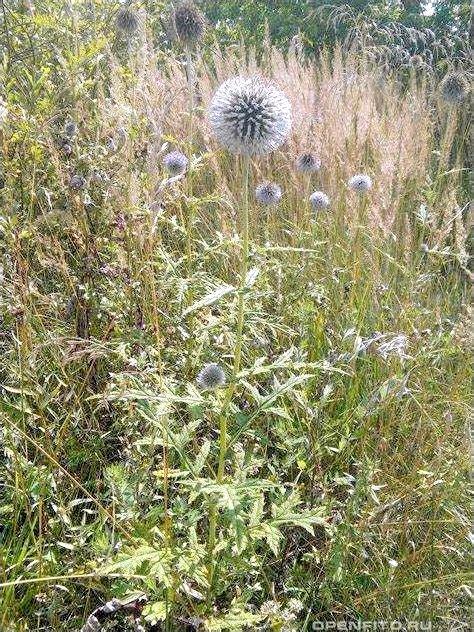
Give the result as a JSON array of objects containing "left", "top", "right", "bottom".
[{"left": 0, "top": 3, "right": 472, "bottom": 631}]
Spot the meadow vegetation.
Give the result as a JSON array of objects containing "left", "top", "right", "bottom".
[{"left": 0, "top": 2, "right": 472, "bottom": 631}]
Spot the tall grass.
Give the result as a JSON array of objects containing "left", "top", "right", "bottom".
[{"left": 0, "top": 10, "right": 471, "bottom": 632}]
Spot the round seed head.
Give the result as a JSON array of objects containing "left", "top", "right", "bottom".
[
  {"left": 255, "top": 181, "right": 282, "bottom": 206},
  {"left": 296, "top": 153, "right": 321, "bottom": 173},
  {"left": 208, "top": 76, "right": 292, "bottom": 156},
  {"left": 61, "top": 141, "right": 73, "bottom": 156},
  {"left": 64, "top": 120, "right": 77, "bottom": 138},
  {"left": 309, "top": 191, "right": 330, "bottom": 210},
  {"left": 115, "top": 6, "right": 139, "bottom": 35},
  {"left": 163, "top": 150, "right": 188, "bottom": 176},
  {"left": 348, "top": 174, "right": 372, "bottom": 193},
  {"left": 440, "top": 72, "right": 470, "bottom": 104},
  {"left": 69, "top": 174, "right": 86, "bottom": 190},
  {"left": 196, "top": 363, "right": 226, "bottom": 390},
  {"left": 173, "top": 1, "right": 205, "bottom": 46}
]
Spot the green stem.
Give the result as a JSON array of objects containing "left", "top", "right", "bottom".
[{"left": 206, "top": 154, "right": 251, "bottom": 607}]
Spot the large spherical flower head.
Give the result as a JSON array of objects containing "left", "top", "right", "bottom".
[
  {"left": 296, "top": 153, "right": 321, "bottom": 173},
  {"left": 115, "top": 6, "right": 139, "bottom": 35},
  {"left": 208, "top": 76, "right": 292, "bottom": 156},
  {"left": 163, "top": 150, "right": 188, "bottom": 176},
  {"left": 309, "top": 191, "right": 330, "bottom": 210},
  {"left": 440, "top": 72, "right": 470, "bottom": 104},
  {"left": 255, "top": 181, "right": 282, "bottom": 206},
  {"left": 348, "top": 174, "right": 372, "bottom": 193},
  {"left": 196, "top": 363, "right": 226, "bottom": 390},
  {"left": 173, "top": 1, "right": 205, "bottom": 46}
]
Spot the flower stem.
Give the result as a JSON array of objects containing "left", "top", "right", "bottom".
[{"left": 206, "top": 154, "right": 251, "bottom": 606}]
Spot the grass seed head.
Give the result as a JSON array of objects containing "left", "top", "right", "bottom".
[{"left": 208, "top": 76, "right": 291, "bottom": 156}]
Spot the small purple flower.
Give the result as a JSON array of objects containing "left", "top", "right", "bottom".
[
  {"left": 196, "top": 363, "right": 226, "bottom": 389},
  {"left": 163, "top": 151, "right": 188, "bottom": 176}
]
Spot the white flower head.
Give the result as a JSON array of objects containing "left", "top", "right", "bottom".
[
  {"left": 309, "top": 191, "right": 330, "bottom": 210},
  {"left": 196, "top": 363, "right": 226, "bottom": 390},
  {"left": 348, "top": 174, "right": 372, "bottom": 193},
  {"left": 255, "top": 181, "right": 282, "bottom": 206},
  {"left": 208, "top": 76, "right": 291, "bottom": 156},
  {"left": 296, "top": 153, "right": 321, "bottom": 173}
]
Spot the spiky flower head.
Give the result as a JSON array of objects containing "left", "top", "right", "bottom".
[
  {"left": 64, "top": 120, "right": 77, "bottom": 138},
  {"left": 196, "top": 363, "right": 226, "bottom": 390},
  {"left": 348, "top": 174, "right": 372, "bottom": 193},
  {"left": 163, "top": 150, "right": 188, "bottom": 176},
  {"left": 115, "top": 6, "right": 139, "bottom": 35},
  {"left": 255, "top": 181, "right": 282, "bottom": 206},
  {"left": 309, "top": 191, "right": 330, "bottom": 210},
  {"left": 296, "top": 153, "right": 321, "bottom": 173},
  {"left": 69, "top": 174, "right": 85, "bottom": 190},
  {"left": 173, "top": 1, "right": 205, "bottom": 46},
  {"left": 208, "top": 76, "right": 292, "bottom": 156},
  {"left": 440, "top": 72, "right": 470, "bottom": 104}
]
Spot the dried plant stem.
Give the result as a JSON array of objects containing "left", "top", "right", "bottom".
[{"left": 206, "top": 154, "right": 251, "bottom": 604}]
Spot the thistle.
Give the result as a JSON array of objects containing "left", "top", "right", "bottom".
[
  {"left": 309, "top": 191, "right": 330, "bottom": 210},
  {"left": 69, "top": 174, "right": 86, "bottom": 190},
  {"left": 440, "top": 72, "right": 470, "bottom": 104},
  {"left": 208, "top": 76, "right": 292, "bottom": 156},
  {"left": 173, "top": 1, "right": 205, "bottom": 47},
  {"left": 115, "top": 6, "right": 139, "bottom": 35},
  {"left": 163, "top": 151, "right": 188, "bottom": 176},
  {"left": 196, "top": 363, "right": 226, "bottom": 390},
  {"left": 296, "top": 153, "right": 321, "bottom": 173},
  {"left": 64, "top": 120, "right": 77, "bottom": 138},
  {"left": 255, "top": 182, "right": 282, "bottom": 206},
  {"left": 348, "top": 174, "right": 372, "bottom": 193}
]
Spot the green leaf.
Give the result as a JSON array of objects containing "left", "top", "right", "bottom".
[{"left": 183, "top": 284, "right": 235, "bottom": 316}]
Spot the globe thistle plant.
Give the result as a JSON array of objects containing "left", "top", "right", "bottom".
[
  {"left": 208, "top": 76, "right": 292, "bottom": 156},
  {"left": 173, "top": 1, "right": 205, "bottom": 47},
  {"left": 296, "top": 153, "right": 321, "bottom": 173},
  {"left": 348, "top": 174, "right": 372, "bottom": 193},
  {"left": 440, "top": 72, "right": 470, "bottom": 104},
  {"left": 115, "top": 6, "right": 139, "bottom": 36},
  {"left": 309, "top": 191, "right": 330, "bottom": 210},
  {"left": 255, "top": 182, "right": 282, "bottom": 206},
  {"left": 196, "top": 363, "right": 226, "bottom": 390},
  {"left": 163, "top": 150, "right": 188, "bottom": 176}
]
